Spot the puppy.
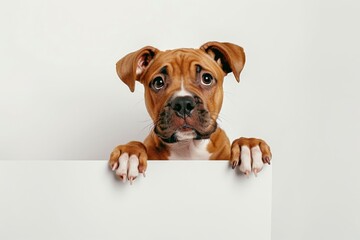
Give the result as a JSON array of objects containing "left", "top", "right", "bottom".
[{"left": 109, "top": 41, "right": 272, "bottom": 183}]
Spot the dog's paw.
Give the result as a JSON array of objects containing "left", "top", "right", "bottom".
[
  {"left": 230, "top": 137, "right": 272, "bottom": 176},
  {"left": 108, "top": 141, "right": 148, "bottom": 184}
]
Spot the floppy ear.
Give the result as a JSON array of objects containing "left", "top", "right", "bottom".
[
  {"left": 116, "top": 46, "right": 159, "bottom": 92},
  {"left": 200, "top": 41, "right": 246, "bottom": 82}
]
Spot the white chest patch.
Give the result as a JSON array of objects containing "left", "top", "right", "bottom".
[{"left": 168, "top": 139, "right": 211, "bottom": 160}]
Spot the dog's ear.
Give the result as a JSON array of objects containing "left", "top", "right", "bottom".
[
  {"left": 116, "top": 46, "right": 159, "bottom": 92},
  {"left": 200, "top": 41, "right": 245, "bottom": 82}
]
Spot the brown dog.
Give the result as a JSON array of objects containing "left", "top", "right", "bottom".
[{"left": 109, "top": 41, "right": 272, "bottom": 183}]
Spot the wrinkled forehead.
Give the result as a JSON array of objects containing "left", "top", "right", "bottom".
[{"left": 141, "top": 48, "right": 224, "bottom": 83}]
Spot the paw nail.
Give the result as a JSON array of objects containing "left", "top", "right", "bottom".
[
  {"left": 112, "top": 164, "right": 117, "bottom": 171},
  {"left": 231, "top": 163, "right": 236, "bottom": 169},
  {"left": 121, "top": 175, "right": 127, "bottom": 183}
]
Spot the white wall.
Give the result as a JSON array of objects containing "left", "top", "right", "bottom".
[{"left": 1, "top": 0, "right": 360, "bottom": 239}]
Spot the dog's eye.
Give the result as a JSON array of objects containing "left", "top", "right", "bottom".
[
  {"left": 201, "top": 73, "right": 214, "bottom": 86},
  {"left": 151, "top": 76, "right": 165, "bottom": 90}
]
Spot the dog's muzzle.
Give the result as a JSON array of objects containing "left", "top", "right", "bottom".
[{"left": 154, "top": 96, "right": 217, "bottom": 143}]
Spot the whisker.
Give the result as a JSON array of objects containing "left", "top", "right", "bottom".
[
  {"left": 207, "top": 111, "right": 227, "bottom": 124},
  {"left": 141, "top": 122, "right": 154, "bottom": 133}
]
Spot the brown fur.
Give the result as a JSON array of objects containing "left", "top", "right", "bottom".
[{"left": 108, "top": 42, "right": 271, "bottom": 173}]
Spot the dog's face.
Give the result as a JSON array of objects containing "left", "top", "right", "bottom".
[
  {"left": 116, "top": 42, "right": 245, "bottom": 143},
  {"left": 142, "top": 49, "right": 226, "bottom": 143}
]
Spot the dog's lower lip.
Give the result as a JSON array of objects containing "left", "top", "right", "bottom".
[{"left": 178, "top": 125, "right": 194, "bottom": 132}]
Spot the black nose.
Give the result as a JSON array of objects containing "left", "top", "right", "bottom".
[{"left": 171, "top": 96, "right": 196, "bottom": 118}]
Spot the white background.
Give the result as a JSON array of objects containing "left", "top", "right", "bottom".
[{"left": 1, "top": 0, "right": 360, "bottom": 239}]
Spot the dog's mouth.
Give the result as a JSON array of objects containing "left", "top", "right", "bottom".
[
  {"left": 155, "top": 124, "right": 215, "bottom": 144},
  {"left": 155, "top": 127, "right": 216, "bottom": 144},
  {"left": 154, "top": 106, "right": 217, "bottom": 144}
]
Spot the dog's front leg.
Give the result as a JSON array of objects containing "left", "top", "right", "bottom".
[
  {"left": 230, "top": 137, "right": 272, "bottom": 176},
  {"left": 109, "top": 141, "right": 148, "bottom": 184}
]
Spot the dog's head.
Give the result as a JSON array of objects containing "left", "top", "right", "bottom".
[{"left": 116, "top": 42, "right": 245, "bottom": 143}]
